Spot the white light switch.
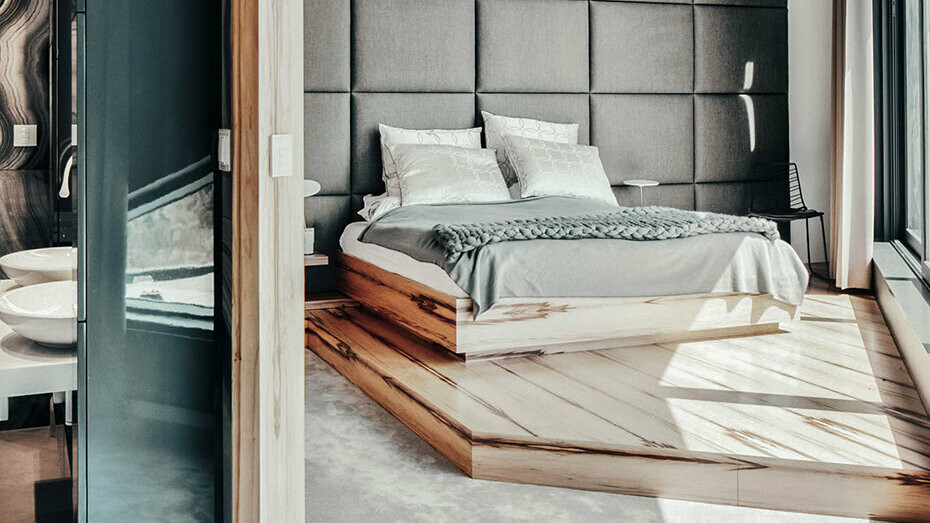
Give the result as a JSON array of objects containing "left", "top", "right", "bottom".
[
  {"left": 13, "top": 125, "right": 37, "bottom": 147},
  {"left": 270, "top": 134, "right": 294, "bottom": 178}
]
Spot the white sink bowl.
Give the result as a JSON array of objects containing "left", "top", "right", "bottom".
[
  {"left": 0, "top": 281, "right": 77, "bottom": 347},
  {"left": 0, "top": 247, "right": 77, "bottom": 286}
]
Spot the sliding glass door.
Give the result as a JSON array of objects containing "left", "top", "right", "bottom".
[{"left": 79, "top": 0, "right": 224, "bottom": 520}]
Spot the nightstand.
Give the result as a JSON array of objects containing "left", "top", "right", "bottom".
[
  {"left": 304, "top": 253, "right": 328, "bottom": 267},
  {"left": 304, "top": 254, "right": 357, "bottom": 310}
]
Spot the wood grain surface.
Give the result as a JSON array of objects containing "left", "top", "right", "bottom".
[
  {"left": 334, "top": 252, "right": 798, "bottom": 360},
  {"left": 306, "top": 288, "right": 930, "bottom": 521}
]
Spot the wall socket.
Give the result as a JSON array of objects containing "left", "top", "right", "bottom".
[{"left": 13, "top": 125, "right": 38, "bottom": 147}]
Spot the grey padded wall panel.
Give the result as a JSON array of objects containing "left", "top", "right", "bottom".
[
  {"left": 351, "top": 93, "right": 477, "bottom": 194},
  {"left": 592, "top": 95, "right": 693, "bottom": 184},
  {"left": 477, "top": 0, "right": 589, "bottom": 93},
  {"left": 590, "top": 2, "right": 693, "bottom": 93},
  {"left": 303, "top": 0, "right": 789, "bottom": 291},
  {"left": 305, "top": 93, "right": 350, "bottom": 194},
  {"left": 694, "top": 94, "right": 789, "bottom": 182},
  {"left": 477, "top": 94, "right": 590, "bottom": 144},
  {"left": 695, "top": 182, "right": 753, "bottom": 215},
  {"left": 351, "top": 194, "right": 365, "bottom": 216},
  {"left": 353, "top": 0, "right": 476, "bottom": 92},
  {"left": 695, "top": 0, "right": 786, "bottom": 6},
  {"left": 606, "top": 0, "right": 689, "bottom": 3},
  {"left": 694, "top": 5, "right": 788, "bottom": 93},
  {"left": 306, "top": 195, "right": 352, "bottom": 293},
  {"left": 304, "top": 0, "right": 350, "bottom": 91}
]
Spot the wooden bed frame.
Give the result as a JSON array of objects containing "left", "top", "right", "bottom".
[{"left": 333, "top": 252, "right": 799, "bottom": 360}]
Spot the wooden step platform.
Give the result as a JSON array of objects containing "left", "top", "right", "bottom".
[{"left": 305, "top": 291, "right": 930, "bottom": 522}]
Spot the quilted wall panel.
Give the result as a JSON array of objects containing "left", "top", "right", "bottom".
[{"left": 304, "top": 0, "right": 789, "bottom": 292}]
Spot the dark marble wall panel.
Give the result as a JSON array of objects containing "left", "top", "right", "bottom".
[
  {"left": 0, "top": 170, "right": 51, "bottom": 277},
  {"left": 0, "top": 0, "right": 51, "bottom": 170}
]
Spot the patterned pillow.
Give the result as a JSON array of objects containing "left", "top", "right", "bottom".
[
  {"left": 481, "top": 111, "right": 579, "bottom": 187},
  {"left": 502, "top": 135, "right": 617, "bottom": 206},
  {"left": 379, "top": 124, "right": 482, "bottom": 199},
  {"left": 389, "top": 144, "right": 511, "bottom": 206}
]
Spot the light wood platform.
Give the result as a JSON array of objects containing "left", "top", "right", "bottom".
[
  {"left": 305, "top": 288, "right": 930, "bottom": 521},
  {"left": 334, "top": 252, "right": 798, "bottom": 360}
]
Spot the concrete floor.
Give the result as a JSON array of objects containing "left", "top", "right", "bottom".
[{"left": 305, "top": 351, "right": 887, "bottom": 523}]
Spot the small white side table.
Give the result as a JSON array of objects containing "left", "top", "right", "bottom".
[{"left": 623, "top": 179, "right": 659, "bottom": 206}]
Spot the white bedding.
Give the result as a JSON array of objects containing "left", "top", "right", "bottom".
[{"left": 339, "top": 221, "right": 468, "bottom": 297}]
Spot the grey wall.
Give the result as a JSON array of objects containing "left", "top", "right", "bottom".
[
  {"left": 788, "top": 0, "right": 830, "bottom": 263},
  {"left": 304, "top": 0, "right": 789, "bottom": 292}
]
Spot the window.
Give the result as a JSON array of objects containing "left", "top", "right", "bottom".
[
  {"left": 878, "top": 0, "right": 930, "bottom": 281},
  {"left": 904, "top": 0, "right": 925, "bottom": 254}
]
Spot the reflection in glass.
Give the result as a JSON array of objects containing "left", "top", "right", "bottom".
[{"left": 126, "top": 157, "right": 215, "bottom": 332}]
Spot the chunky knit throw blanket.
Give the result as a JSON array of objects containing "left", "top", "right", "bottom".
[{"left": 433, "top": 206, "right": 780, "bottom": 263}]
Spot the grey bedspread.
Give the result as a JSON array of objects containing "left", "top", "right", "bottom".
[{"left": 358, "top": 197, "right": 809, "bottom": 315}]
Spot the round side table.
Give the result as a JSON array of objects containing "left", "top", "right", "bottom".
[{"left": 623, "top": 179, "right": 659, "bottom": 206}]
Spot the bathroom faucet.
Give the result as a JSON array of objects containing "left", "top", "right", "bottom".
[
  {"left": 59, "top": 155, "right": 74, "bottom": 199},
  {"left": 59, "top": 124, "right": 77, "bottom": 199}
]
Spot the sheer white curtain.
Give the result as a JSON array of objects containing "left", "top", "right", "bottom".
[{"left": 830, "top": 0, "right": 875, "bottom": 290}]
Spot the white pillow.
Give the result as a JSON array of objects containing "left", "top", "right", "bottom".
[
  {"left": 357, "top": 193, "right": 401, "bottom": 222},
  {"left": 379, "top": 124, "right": 482, "bottom": 199},
  {"left": 390, "top": 144, "right": 511, "bottom": 206},
  {"left": 481, "top": 111, "right": 579, "bottom": 187},
  {"left": 502, "top": 135, "right": 617, "bottom": 206}
]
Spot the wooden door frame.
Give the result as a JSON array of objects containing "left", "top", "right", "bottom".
[{"left": 230, "top": 0, "right": 305, "bottom": 520}]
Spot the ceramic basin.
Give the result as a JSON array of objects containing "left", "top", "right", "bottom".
[
  {"left": 0, "top": 247, "right": 77, "bottom": 286},
  {"left": 0, "top": 281, "right": 77, "bottom": 347}
]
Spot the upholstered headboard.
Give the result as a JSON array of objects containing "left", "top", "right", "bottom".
[{"left": 304, "top": 0, "right": 789, "bottom": 292}]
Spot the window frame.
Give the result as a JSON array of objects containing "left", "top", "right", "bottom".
[{"left": 877, "top": 0, "right": 930, "bottom": 283}]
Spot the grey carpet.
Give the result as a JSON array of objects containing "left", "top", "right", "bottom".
[{"left": 305, "top": 352, "right": 878, "bottom": 523}]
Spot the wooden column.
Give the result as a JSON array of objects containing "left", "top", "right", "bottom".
[{"left": 231, "top": 0, "right": 305, "bottom": 520}]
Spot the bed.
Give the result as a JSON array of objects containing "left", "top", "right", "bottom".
[{"left": 335, "top": 197, "right": 808, "bottom": 361}]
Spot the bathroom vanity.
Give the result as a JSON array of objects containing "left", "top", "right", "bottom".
[{"left": 0, "top": 280, "right": 76, "bottom": 424}]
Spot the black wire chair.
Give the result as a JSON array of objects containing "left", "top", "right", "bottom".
[{"left": 748, "top": 162, "right": 828, "bottom": 280}]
